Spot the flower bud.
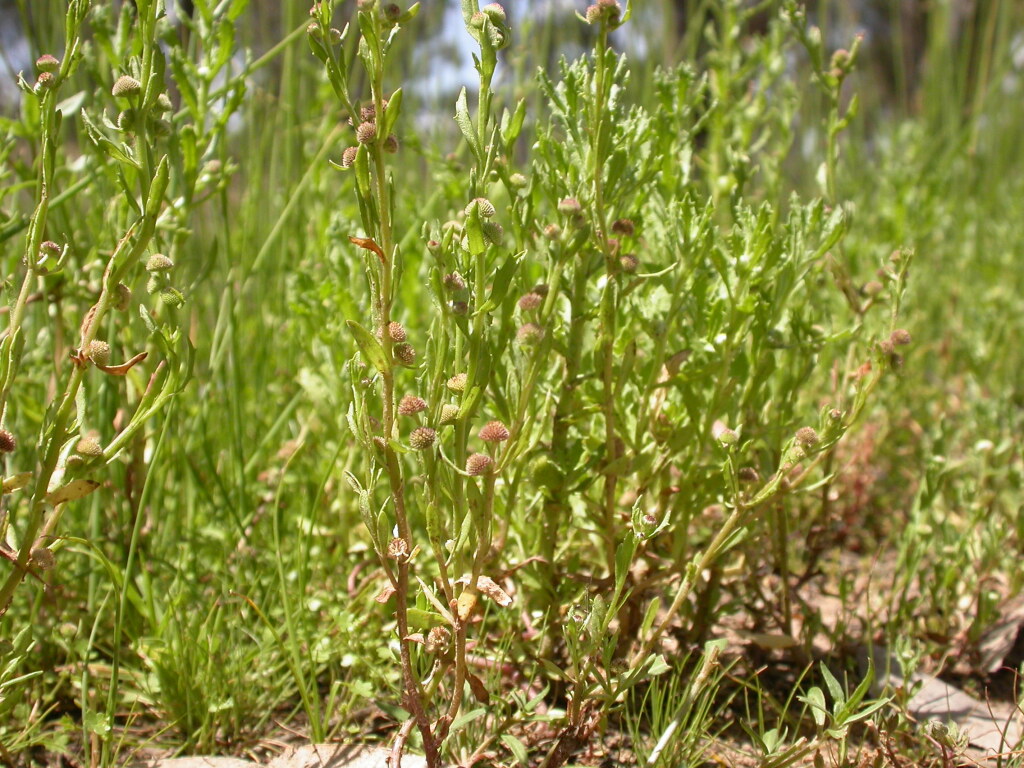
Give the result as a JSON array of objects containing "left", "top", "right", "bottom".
[
  {"left": 398, "top": 394, "right": 427, "bottom": 415},
  {"left": 341, "top": 146, "right": 358, "bottom": 168},
  {"left": 737, "top": 467, "right": 760, "bottom": 483},
  {"left": 146, "top": 253, "right": 174, "bottom": 272},
  {"left": 427, "top": 240, "right": 441, "bottom": 255},
  {"left": 39, "top": 241, "right": 62, "bottom": 259},
  {"left": 544, "top": 224, "right": 562, "bottom": 240},
  {"left": 410, "top": 426, "right": 437, "bottom": 450},
  {"left": 387, "top": 537, "right": 409, "bottom": 560},
  {"left": 35, "top": 72, "right": 57, "bottom": 91},
  {"left": 482, "top": 3, "right": 506, "bottom": 24},
  {"left": 381, "top": 3, "right": 400, "bottom": 23},
  {"left": 425, "top": 625, "right": 452, "bottom": 654},
  {"left": 712, "top": 421, "right": 738, "bottom": 446},
  {"left": 483, "top": 221, "right": 504, "bottom": 246},
  {"left": 509, "top": 173, "right": 527, "bottom": 189},
  {"left": 36, "top": 54, "right": 60, "bottom": 73},
  {"left": 447, "top": 373, "right": 468, "bottom": 392},
  {"left": 439, "top": 404, "right": 459, "bottom": 425},
  {"left": 382, "top": 134, "right": 399, "bottom": 153},
  {"left": 466, "top": 453, "right": 494, "bottom": 476},
  {"left": 112, "top": 75, "right": 142, "bottom": 98},
  {"left": 451, "top": 301, "right": 468, "bottom": 315},
  {"left": 479, "top": 420, "right": 510, "bottom": 442},
  {"left": 155, "top": 93, "right": 173, "bottom": 112},
  {"left": 160, "top": 287, "right": 185, "bottom": 307}
]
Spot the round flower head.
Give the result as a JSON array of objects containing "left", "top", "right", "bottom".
[
  {"left": 558, "top": 198, "right": 582, "bottom": 216},
  {"left": 146, "top": 253, "right": 174, "bottom": 272},
  {"left": 795, "top": 427, "right": 819, "bottom": 447},
  {"left": 479, "top": 420, "right": 510, "bottom": 443},
  {"left": 483, "top": 221, "right": 504, "bottom": 246},
  {"left": 447, "top": 373, "right": 468, "bottom": 393},
  {"left": 398, "top": 394, "right": 427, "bottom": 415},
  {"left": 393, "top": 343, "right": 415, "bottom": 366},
  {"left": 544, "top": 224, "right": 562, "bottom": 240},
  {"left": 619, "top": 253, "right": 639, "bottom": 273},
  {"left": 443, "top": 272, "right": 467, "bottom": 291},
  {"left": 482, "top": 3, "right": 506, "bottom": 24},
  {"left": 466, "top": 453, "right": 494, "bottom": 476},
  {"left": 39, "top": 241, "right": 62, "bottom": 258},
  {"left": 0, "top": 429, "right": 16, "bottom": 453},
  {"left": 112, "top": 75, "right": 142, "bottom": 97},
  {"left": 518, "top": 292, "right": 543, "bottom": 311},
  {"left": 387, "top": 321, "right": 407, "bottom": 342},
  {"left": 382, "top": 134, "right": 399, "bottom": 153},
  {"left": 611, "top": 218, "right": 635, "bottom": 236},
  {"left": 516, "top": 323, "right": 544, "bottom": 345},
  {"left": 35, "top": 72, "right": 56, "bottom": 91},
  {"left": 341, "top": 146, "right": 359, "bottom": 168},
  {"left": 409, "top": 427, "right": 437, "bottom": 450},
  {"left": 86, "top": 340, "right": 111, "bottom": 366},
  {"left": 509, "top": 173, "right": 527, "bottom": 189},
  {"left": 76, "top": 435, "right": 103, "bottom": 457},
  {"left": 356, "top": 121, "right": 377, "bottom": 144},
  {"left": 890, "top": 328, "right": 912, "bottom": 346},
  {"left": 465, "top": 197, "right": 496, "bottom": 218},
  {"left": 360, "top": 103, "right": 377, "bottom": 122}
]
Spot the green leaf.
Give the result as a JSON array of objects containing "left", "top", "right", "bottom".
[
  {"left": 380, "top": 87, "right": 403, "bottom": 138},
  {"left": 346, "top": 320, "right": 388, "bottom": 373},
  {"left": 500, "top": 98, "right": 526, "bottom": 148},
  {"left": 455, "top": 88, "right": 480, "bottom": 162},
  {"left": 501, "top": 734, "right": 529, "bottom": 766},
  {"left": 800, "top": 686, "right": 827, "bottom": 727}
]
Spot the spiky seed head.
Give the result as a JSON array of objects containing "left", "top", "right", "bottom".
[
  {"left": 155, "top": 93, "right": 173, "bottom": 112},
  {"left": 558, "top": 197, "right": 582, "bottom": 215},
  {"left": 387, "top": 321, "right": 407, "bottom": 342},
  {"left": 382, "top": 134, "right": 399, "bottom": 153},
  {"left": 86, "top": 340, "right": 111, "bottom": 366},
  {"left": 387, "top": 537, "right": 409, "bottom": 559},
  {"left": 355, "top": 121, "right": 377, "bottom": 144},
  {"left": 482, "top": 3, "right": 506, "bottom": 23},
  {"left": 795, "top": 427, "right": 819, "bottom": 447},
  {"left": 0, "top": 429, "right": 16, "bottom": 453},
  {"left": 360, "top": 104, "right": 377, "bottom": 122},
  {"left": 398, "top": 394, "right": 427, "bottom": 415},
  {"left": 443, "top": 272, "right": 466, "bottom": 291},
  {"left": 31, "top": 547, "right": 55, "bottom": 571},
  {"left": 611, "top": 218, "right": 635, "bottom": 236},
  {"left": 440, "top": 404, "right": 459, "bottom": 425},
  {"left": 451, "top": 301, "right": 469, "bottom": 315},
  {"left": 518, "top": 292, "right": 543, "bottom": 311},
  {"left": 619, "top": 253, "right": 639, "bottom": 273},
  {"left": 35, "top": 72, "right": 57, "bottom": 90},
  {"left": 393, "top": 343, "right": 416, "bottom": 366},
  {"left": 516, "top": 323, "right": 544, "bottom": 345},
  {"left": 447, "top": 373, "right": 468, "bottom": 392},
  {"left": 509, "top": 173, "right": 527, "bottom": 189},
  {"left": 410, "top": 427, "right": 437, "bottom": 450},
  {"left": 479, "top": 420, "right": 510, "bottom": 442},
  {"left": 466, "top": 197, "right": 496, "bottom": 218},
  {"left": 146, "top": 253, "right": 174, "bottom": 272},
  {"left": 341, "top": 146, "right": 359, "bottom": 168},
  {"left": 76, "top": 435, "right": 103, "bottom": 457},
  {"left": 483, "top": 221, "right": 504, "bottom": 246},
  {"left": 36, "top": 54, "right": 59, "bottom": 73},
  {"left": 890, "top": 328, "right": 912, "bottom": 346},
  {"left": 112, "top": 75, "right": 142, "bottom": 97},
  {"left": 466, "top": 453, "right": 494, "bottom": 476}
]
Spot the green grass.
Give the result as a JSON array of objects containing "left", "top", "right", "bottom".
[{"left": 1, "top": 1, "right": 1023, "bottom": 766}]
